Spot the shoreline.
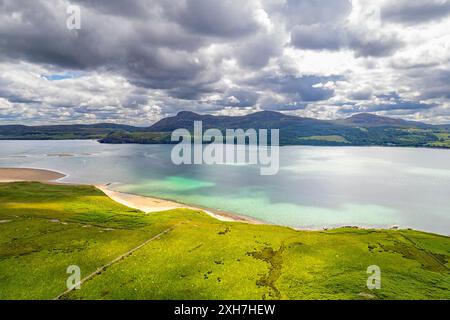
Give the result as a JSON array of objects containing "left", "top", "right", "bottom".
[
  {"left": 1, "top": 167, "right": 446, "bottom": 235},
  {"left": 0, "top": 167, "right": 261, "bottom": 225},
  {"left": 2, "top": 138, "right": 450, "bottom": 151},
  {"left": 96, "top": 185, "right": 263, "bottom": 224},
  {"left": 0, "top": 167, "right": 66, "bottom": 183}
]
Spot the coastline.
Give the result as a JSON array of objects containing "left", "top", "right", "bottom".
[
  {"left": 1, "top": 167, "right": 447, "bottom": 235},
  {"left": 0, "top": 167, "right": 261, "bottom": 225},
  {"left": 2, "top": 170, "right": 448, "bottom": 300},
  {"left": 0, "top": 167, "right": 66, "bottom": 183},
  {"left": 96, "top": 185, "right": 262, "bottom": 224}
]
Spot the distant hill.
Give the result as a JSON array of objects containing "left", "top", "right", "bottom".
[
  {"left": 148, "top": 110, "right": 329, "bottom": 132},
  {"left": 148, "top": 110, "right": 433, "bottom": 131},
  {"left": 0, "top": 123, "right": 141, "bottom": 140},
  {"left": 1, "top": 111, "right": 450, "bottom": 148},
  {"left": 333, "top": 113, "right": 430, "bottom": 128}
]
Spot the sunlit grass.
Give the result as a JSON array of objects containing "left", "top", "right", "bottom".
[{"left": 0, "top": 182, "right": 449, "bottom": 300}]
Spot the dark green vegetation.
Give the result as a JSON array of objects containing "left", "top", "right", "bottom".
[
  {"left": 0, "top": 182, "right": 449, "bottom": 300},
  {"left": 101, "top": 111, "right": 450, "bottom": 147},
  {"left": 2, "top": 111, "right": 450, "bottom": 148},
  {"left": 99, "top": 131, "right": 172, "bottom": 144},
  {"left": 0, "top": 123, "right": 141, "bottom": 140}
]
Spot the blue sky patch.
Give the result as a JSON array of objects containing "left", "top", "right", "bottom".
[{"left": 42, "top": 72, "right": 81, "bottom": 81}]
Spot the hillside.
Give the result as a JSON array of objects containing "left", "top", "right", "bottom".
[
  {"left": 1, "top": 111, "right": 450, "bottom": 148},
  {"left": 0, "top": 182, "right": 449, "bottom": 300},
  {"left": 102, "top": 111, "right": 450, "bottom": 147},
  {"left": 333, "top": 113, "right": 430, "bottom": 128},
  {"left": 0, "top": 123, "right": 141, "bottom": 140},
  {"left": 149, "top": 111, "right": 430, "bottom": 131}
]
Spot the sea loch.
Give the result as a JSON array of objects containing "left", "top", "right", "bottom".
[{"left": 0, "top": 140, "right": 449, "bottom": 235}]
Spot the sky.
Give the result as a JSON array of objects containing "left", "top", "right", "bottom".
[{"left": 0, "top": 0, "right": 450, "bottom": 126}]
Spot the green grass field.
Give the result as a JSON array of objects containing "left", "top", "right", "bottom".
[
  {"left": 0, "top": 182, "right": 449, "bottom": 300},
  {"left": 298, "top": 135, "right": 350, "bottom": 143}
]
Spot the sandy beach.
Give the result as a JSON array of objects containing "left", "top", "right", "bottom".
[
  {"left": 96, "top": 185, "right": 261, "bottom": 223},
  {"left": 0, "top": 167, "right": 259, "bottom": 224},
  {"left": 0, "top": 168, "right": 65, "bottom": 183}
]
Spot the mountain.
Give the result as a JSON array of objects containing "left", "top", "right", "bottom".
[
  {"left": 149, "top": 111, "right": 431, "bottom": 132},
  {"left": 148, "top": 110, "right": 322, "bottom": 132},
  {"left": 1, "top": 111, "right": 450, "bottom": 148},
  {"left": 334, "top": 113, "right": 430, "bottom": 128},
  {"left": 100, "top": 111, "right": 450, "bottom": 148}
]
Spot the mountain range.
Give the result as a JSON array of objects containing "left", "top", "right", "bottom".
[{"left": 1, "top": 111, "right": 450, "bottom": 148}]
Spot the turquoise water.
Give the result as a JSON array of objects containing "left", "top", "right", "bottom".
[{"left": 0, "top": 140, "right": 449, "bottom": 235}]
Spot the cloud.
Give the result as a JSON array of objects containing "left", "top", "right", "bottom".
[
  {"left": 366, "top": 101, "right": 437, "bottom": 112},
  {"left": 0, "top": 0, "right": 449, "bottom": 124},
  {"left": 348, "top": 87, "right": 373, "bottom": 100},
  {"left": 282, "top": 0, "right": 352, "bottom": 27},
  {"left": 382, "top": 0, "right": 450, "bottom": 25},
  {"left": 290, "top": 2, "right": 404, "bottom": 57},
  {"left": 220, "top": 89, "right": 259, "bottom": 108},
  {"left": 166, "top": 0, "right": 265, "bottom": 38},
  {"left": 234, "top": 30, "right": 285, "bottom": 69},
  {"left": 252, "top": 75, "right": 341, "bottom": 102},
  {"left": 291, "top": 24, "right": 345, "bottom": 51}
]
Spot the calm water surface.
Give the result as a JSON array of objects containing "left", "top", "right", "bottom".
[{"left": 0, "top": 140, "right": 449, "bottom": 235}]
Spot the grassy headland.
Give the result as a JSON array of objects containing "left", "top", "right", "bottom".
[{"left": 0, "top": 182, "right": 449, "bottom": 300}]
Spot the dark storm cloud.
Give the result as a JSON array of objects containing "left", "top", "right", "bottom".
[
  {"left": 342, "top": 91, "right": 438, "bottom": 114},
  {"left": 1, "top": 0, "right": 450, "bottom": 124},
  {"left": 263, "top": 103, "right": 308, "bottom": 112},
  {"left": 0, "top": 0, "right": 82, "bottom": 68},
  {"left": 368, "top": 101, "right": 437, "bottom": 112},
  {"left": 377, "top": 92, "right": 439, "bottom": 112},
  {"left": 348, "top": 88, "right": 372, "bottom": 101},
  {"left": 220, "top": 89, "right": 259, "bottom": 108},
  {"left": 71, "top": 0, "right": 153, "bottom": 18},
  {"left": 382, "top": 0, "right": 450, "bottom": 25},
  {"left": 0, "top": 0, "right": 278, "bottom": 107},
  {"left": 377, "top": 92, "right": 402, "bottom": 100},
  {"left": 283, "top": 0, "right": 352, "bottom": 27},
  {"left": 0, "top": 0, "right": 218, "bottom": 93},
  {"left": 347, "top": 32, "right": 404, "bottom": 58},
  {"left": 416, "top": 69, "right": 450, "bottom": 100},
  {"left": 167, "top": 83, "right": 219, "bottom": 101},
  {"left": 3, "top": 95, "right": 40, "bottom": 104},
  {"left": 249, "top": 75, "right": 340, "bottom": 102},
  {"left": 291, "top": 24, "right": 345, "bottom": 51},
  {"left": 286, "top": 0, "right": 354, "bottom": 53},
  {"left": 290, "top": 19, "right": 404, "bottom": 57},
  {"left": 234, "top": 32, "right": 285, "bottom": 69},
  {"left": 166, "top": 0, "right": 262, "bottom": 38},
  {"left": 340, "top": 101, "right": 436, "bottom": 115}
]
